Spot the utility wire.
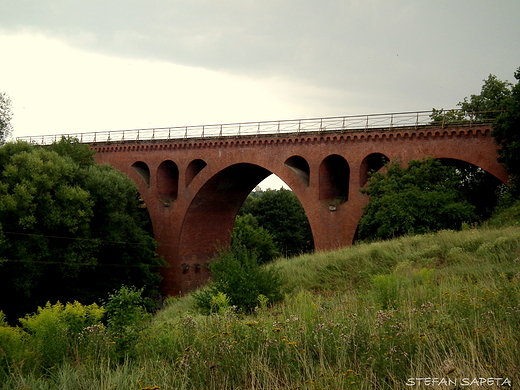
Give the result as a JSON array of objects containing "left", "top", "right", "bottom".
[
  {"left": 0, "top": 231, "right": 170, "bottom": 267},
  {"left": 0, "top": 230, "right": 170, "bottom": 247},
  {"left": 0, "top": 257, "right": 168, "bottom": 268}
]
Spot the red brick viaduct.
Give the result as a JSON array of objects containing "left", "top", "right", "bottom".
[{"left": 83, "top": 115, "right": 508, "bottom": 297}]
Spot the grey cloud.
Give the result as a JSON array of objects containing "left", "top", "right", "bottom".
[{"left": 1, "top": 0, "right": 519, "bottom": 113}]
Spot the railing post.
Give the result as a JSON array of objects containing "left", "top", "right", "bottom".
[
  {"left": 237, "top": 124, "right": 240, "bottom": 136},
  {"left": 184, "top": 127, "right": 188, "bottom": 139},
  {"left": 365, "top": 115, "right": 369, "bottom": 131},
  {"left": 257, "top": 122, "right": 261, "bottom": 136},
  {"left": 298, "top": 119, "right": 301, "bottom": 135},
  {"left": 415, "top": 112, "right": 419, "bottom": 129},
  {"left": 202, "top": 125, "right": 205, "bottom": 138},
  {"left": 220, "top": 124, "right": 223, "bottom": 137}
]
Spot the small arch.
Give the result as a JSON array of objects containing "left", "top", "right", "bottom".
[
  {"left": 359, "top": 153, "right": 389, "bottom": 187},
  {"left": 319, "top": 154, "right": 350, "bottom": 205},
  {"left": 131, "top": 161, "right": 151, "bottom": 188},
  {"left": 186, "top": 159, "right": 207, "bottom": 186},
  {"left": 285, "top": 156, "right": 310, "bottom": 186},
  {"left": 157, "top": 160, "right": 179, "bottom": 202}
]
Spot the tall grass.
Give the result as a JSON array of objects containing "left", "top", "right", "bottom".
[{"left": 1, "top": 205, "right": 520, "bottom": 389}]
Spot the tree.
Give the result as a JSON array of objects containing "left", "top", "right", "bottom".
[
  {"left": 491, "top": 68, "right": 520, "bottom": 195},
  {"left": 0, "top": 139, "right": 162, "bottom": 320},
  {"left": 358, "top": 157, "right": 476, "bottom": 241},
  {"left": 238, "top": 189, "right": 314, "bottom": 257},
  {"left": 231, "top": 213, "right": 280, "bottom": 264},
  {"left": 433, "top": 67, "right": 520, "bottom": 196},
  {"left": 458, "top": 74, "right": 513, "bottom": 120},
  {"left": 0, "top": 92, "right": 13, "bottom": 144}
]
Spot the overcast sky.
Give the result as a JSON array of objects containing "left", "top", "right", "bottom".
[{"left": 1, "top": 1, "right": 519, "bottom": 142}]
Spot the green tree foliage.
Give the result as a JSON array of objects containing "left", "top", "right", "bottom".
[
  {"left": 433, "top": 67, "right": 520, "bottom": 196},
  {"left": 231, "top": 213, "right": 280, "bottom": 264},
  {"left": 358, "top": 157, "right": 476, "bottom": 241},
  {"left": 239, "top": 189, "right": 313, "bottom": 257},
  {"left": 492, "top": 68, "right": 520, "bottom": 195},
  {"left": 0, "top": 92, "right": 13, "bottom": 144},
  {"left": 0, "top": 139, "right": 162, "bottom": 320},
  {"left": 458, "top": 74, "right": 513, "bottom": 119},
  {"left": 449, "top": 162, "right": 503, "bottom": 221},
  {"left": 429, "top": 108, "right": 466, "bottom": 125},
  {"left": 193, "top": 247, "right": 283, "bottom": 313}
]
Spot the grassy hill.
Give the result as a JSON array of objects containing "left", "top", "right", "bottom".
[{"left": 2, "top": 202, "right": 520, "bottom": 389}]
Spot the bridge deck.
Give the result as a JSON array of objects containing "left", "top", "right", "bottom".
[{"left": 16, "top": 109, "right": 494, "bottom": 145}]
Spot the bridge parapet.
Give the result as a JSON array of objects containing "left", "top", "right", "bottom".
[{"left": 16, "top": 110, "right": 496, "bottom": 145}]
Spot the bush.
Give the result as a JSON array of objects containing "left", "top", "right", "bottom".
[
  {"left": 18, "top": 301, "right": 104, "bottom": 369},
  {"left": 102, "top": 286, "right": 152, "bottom": 359},
  {"left": 194, "top": 247, "right": 284, "bottom": 313},
  {"left": 0, "top": 312, "right": 31, "bottom": 377}
]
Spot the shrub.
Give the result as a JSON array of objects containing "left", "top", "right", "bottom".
[
  {"left": 0, "top": 312, "right": 31, "bottom": 378},
  {"left": 18, "top": 301, "right": 104, "bottom": 369},
  {"left": 194, "top": 247, "right": 283, "bottom": 313},
  {"left": 102, "top": 286, "right": 152, "bottom": 359}
]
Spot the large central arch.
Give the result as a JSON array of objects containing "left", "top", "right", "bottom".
[{"left": 178, "top": 163, "right": 272, "bottom": 290}]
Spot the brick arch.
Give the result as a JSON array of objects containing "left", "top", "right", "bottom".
[
  {"left": 131, "top": 161, "right": 150, "bottom": 188},
  {"left": 319, "top": 154, "right": 350, "bottom": 204},
  {"left": 285, "top": 155, "right": 310, "bottom": 186},
  {"left": 186, "top": 159, "right": 207, "bottom": 186},
  {"left": 359, "top": 153, "right": 390, "bottom": 187},
  {"left": 432, "top": 152, "right": 508, "bottom": 185},
  {"left": 157, "top": 160, "right": 179, "bottom": 202},
  {"left": 177, "top": 163, "right": 272, "bottom": 290}
]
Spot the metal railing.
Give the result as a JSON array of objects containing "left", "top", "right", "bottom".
[{"left": 16, "top": 109, "right": 495, "bottom": 145}]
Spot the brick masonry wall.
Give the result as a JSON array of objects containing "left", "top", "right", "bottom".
[{"left": 92, "top": 125, "right": 508, "bottom": 295}]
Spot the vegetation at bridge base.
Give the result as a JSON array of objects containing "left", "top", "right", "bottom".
[
  {"left": 356, "top": 157, "right": 501, "bottom": 241},
  {"left": 192, "top": 245, "right": 284, "bottom": 314},
  {"left": 0, "top": 200, "right": 519, "bottom": 389},
  {"left": 0, "top": 138, "right": 162, "bottom": 322}
]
